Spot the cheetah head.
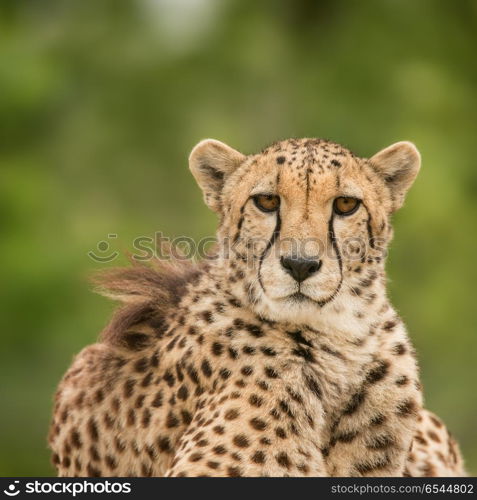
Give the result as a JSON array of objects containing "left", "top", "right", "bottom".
[{"left": 189, "top": 138, "right": 420, "bottom": 324}]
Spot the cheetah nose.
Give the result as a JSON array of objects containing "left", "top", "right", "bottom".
[{"left": 280, "top": 256, "right": 322, "bottom": 283}]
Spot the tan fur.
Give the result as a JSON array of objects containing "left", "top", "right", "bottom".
[{"left": 49, "top": 138, "right": 465, "bottom": 477}]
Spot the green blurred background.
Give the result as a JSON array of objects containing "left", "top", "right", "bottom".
[{"left": 1, "top": 0, "right": 476, "bottom": 476}]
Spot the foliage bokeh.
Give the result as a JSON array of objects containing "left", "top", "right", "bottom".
[{"left": 0, "top": 0, "right": 476, "bottom": 476}]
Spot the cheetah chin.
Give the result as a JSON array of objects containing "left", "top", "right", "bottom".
[{"left": 49, "top": 137, "right": 466, "bottom": 477}]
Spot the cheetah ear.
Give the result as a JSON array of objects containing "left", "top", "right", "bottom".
[
  {"left": 370, "top": 141, "right": 421, "bottom": 211},
  {"left": 189, "top": 139, "right": 245, "bottom": 213}
]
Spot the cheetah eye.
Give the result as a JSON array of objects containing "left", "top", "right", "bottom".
[
  {"left": 333, "top": 197, "right": 361, "bottom": 216},
  {"left": 253, "top": 194, "right": 280, "bottom": 213}
]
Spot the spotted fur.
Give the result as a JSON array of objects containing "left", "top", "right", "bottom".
[{"left": 49, "top": 138, "right": 465, "bottom": 477}]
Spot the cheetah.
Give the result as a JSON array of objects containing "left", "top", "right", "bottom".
[{"left": 49, "top": 138, "right": 465, "bottom": 477}]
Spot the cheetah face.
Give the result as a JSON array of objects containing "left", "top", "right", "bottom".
[{"left": 190, "top": 138, "right": 420, "bottom": 323}]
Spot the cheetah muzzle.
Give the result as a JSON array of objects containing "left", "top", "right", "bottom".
[{"left": 49, "top": 137, "right": 466, "bottom": 477}]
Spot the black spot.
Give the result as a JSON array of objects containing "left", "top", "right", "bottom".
[
  {"left": 233, "top": 434, "right": 250, "bottom": 448},
  {"left": 264, "top": 366, "right": 279, "bottom": 378},
  {"left": 260, "top": 346, "right": 277, "bottom": 357},
  {"left": 213, "top": 301, "right": 226, "bottom": 314},
  {"left": 166, "top": 411, "right": 180, "bottom": 428},
  {"left": 276, "top": 452, "right": 291, "bottom": 469},
  {"left": 70, "top": 429, "right": 82, "bottom": 449},
  {"left": 249, "top": 394, "right": 264, "bottom": 407},
  {"left": 304, "top": 374, "right": 322, "bottom": 399},
  {"left": 163, "top": 370, "right": 176, "bottom": 387},
  {"left": 145, "top": 445, "right": 156, "bottom": 461},
  {"left": 175, "top": 365, "right": 184, "bottom": 382},
  {"left": 123, "top": 379, "right": 136, "bottom": 398},
  {"left": 334, "top": 430, "right": 358, "bottom": 444},
  {"left": 95, "top": 389, "right": 104, "bottom": 403},
  {"left": 428, "top": 431, "right": 441, "bottom": 443},
  {"left": 241, "top": 366, "right": 254, "bottom": 376},
  {"left": 275, "top": 427, "right": 287, "bottom": 439},
  {"left": 276, "top": 156, "right": 286, "bottom": 164},
  {"left": 202, "top": 311, "right": 213, "bottom": 324},
  {"left": 252, "top": 450, "right": 266, "bottom": 464},
  {"left": 157, "top": 436, "right": 172, "bottom": 453},
  {"left": 134, "top": 357, "right": 149, "bottom": 373},
  {"left": 343, "top": 390, "right": 366, "bottom": 415},
  {"left": 89, "top": 445, "right": 100, "bottom": 462},
  {"left": 201, "top": 359, "right": 213, "bottom": 377},
  {"left": 354, "top": 455, "right": 391, "bottom": 474},
  {"left": 292, "top": 347, "right": 315, "bottom": 362},
  {"left": 213, "top": 445, "right": 227, "bottom": 455},
  {"left": 279, "top": 400, "right": 293, "bottom": 418},
  {"left": 287, "top": 330, "right": 313, "bottom": 348},
  {"left": 123, "top": 332, "right": 151, "bottom": 351},
  {"left": 151, "top": 390, "right": 163, "bottom": 407},
  {"left": 227, "top": 466, "right": 242, "bottom": 477},
  {"left": 256, "top": 380, "right": 269, "bottom": 391},
  {"left": 177, "top": 384, "right": 189, "bottom": 401},
  {"left": 87, "top": 418, "right": 99, "bottom": 441},
  {"left": 141, "top": 372, "right": 153, "bottom": 387},
  {"left": 111, "top": 397, "right": 120, "bottom": 411},
  {"left": 245, "top": 323, "right": 264, "bottom": 338},
  {"left": 396, "top": 399, "right": 417, "bottom": 417},
  {"left": 212, "top": 342, "right": 224, "bottom": 356},
  {"left": 392, "top": 343, "right": 407, "bottom": 355},
  {"left": 228, "top": 347, "right": 239, "bottom": 360},
  {"left": 103, "top": 413, "right": 114, "bottom": 429},
  {"left": 228, "top": 298, "right": 242, "bottom": 308},
  {"left": 250, "top": 417, "right": 267, "bottom": 430},
  {"left": 365, "top": 360, "right": 389, "bottom": 384},
  {"left": 396, "top": 375, "right": 409, "bottom": 386},
  {"left": 270, "top": 408, "right": 280, "bottom": 420},
  {"left": 370, "top": 414, "right": 386, "bottom": 426},
  {"left": 142, "top": 408, "right": 151, "bottom": 427},
  {"left": 181, "top": 410, "right": 193, "bottom": 425},
  {"left": 286, "top": 387, "right": 303, "bottom": 404},
  {"left": 166, "top": 336, "right": 179, "bottom": 351},
  {"left": 187, "top": 365, "right": 200, "bottom": 385},
  {"left": 114, "top": 437, "right": 126, "bottom": 454},
  {"left": 86, "top": 464, "right": 101, "bottom": 477},
  {"left": 225, "top": 409, "right": 240, "bottom": 420},
  {"left": 366, "top": 434, "right": 394, "bottom": 450},
  {"left": 383, "top": 320, "right": 397, "bottom": 331},
  {"left": 189, "top": 452, "right": 203, "bottom": 462},
  {"left": 233, "top": 318, "right": 245, "bottom": 329},
  {"left": 415, "top": 435, "right": 427, "bottom": 446},
  {"left": 219, "top": 368, "right": 231, "bottom": 380},
  {"left": 297, "top": 463, "right": 309, "bottom": 474}
]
